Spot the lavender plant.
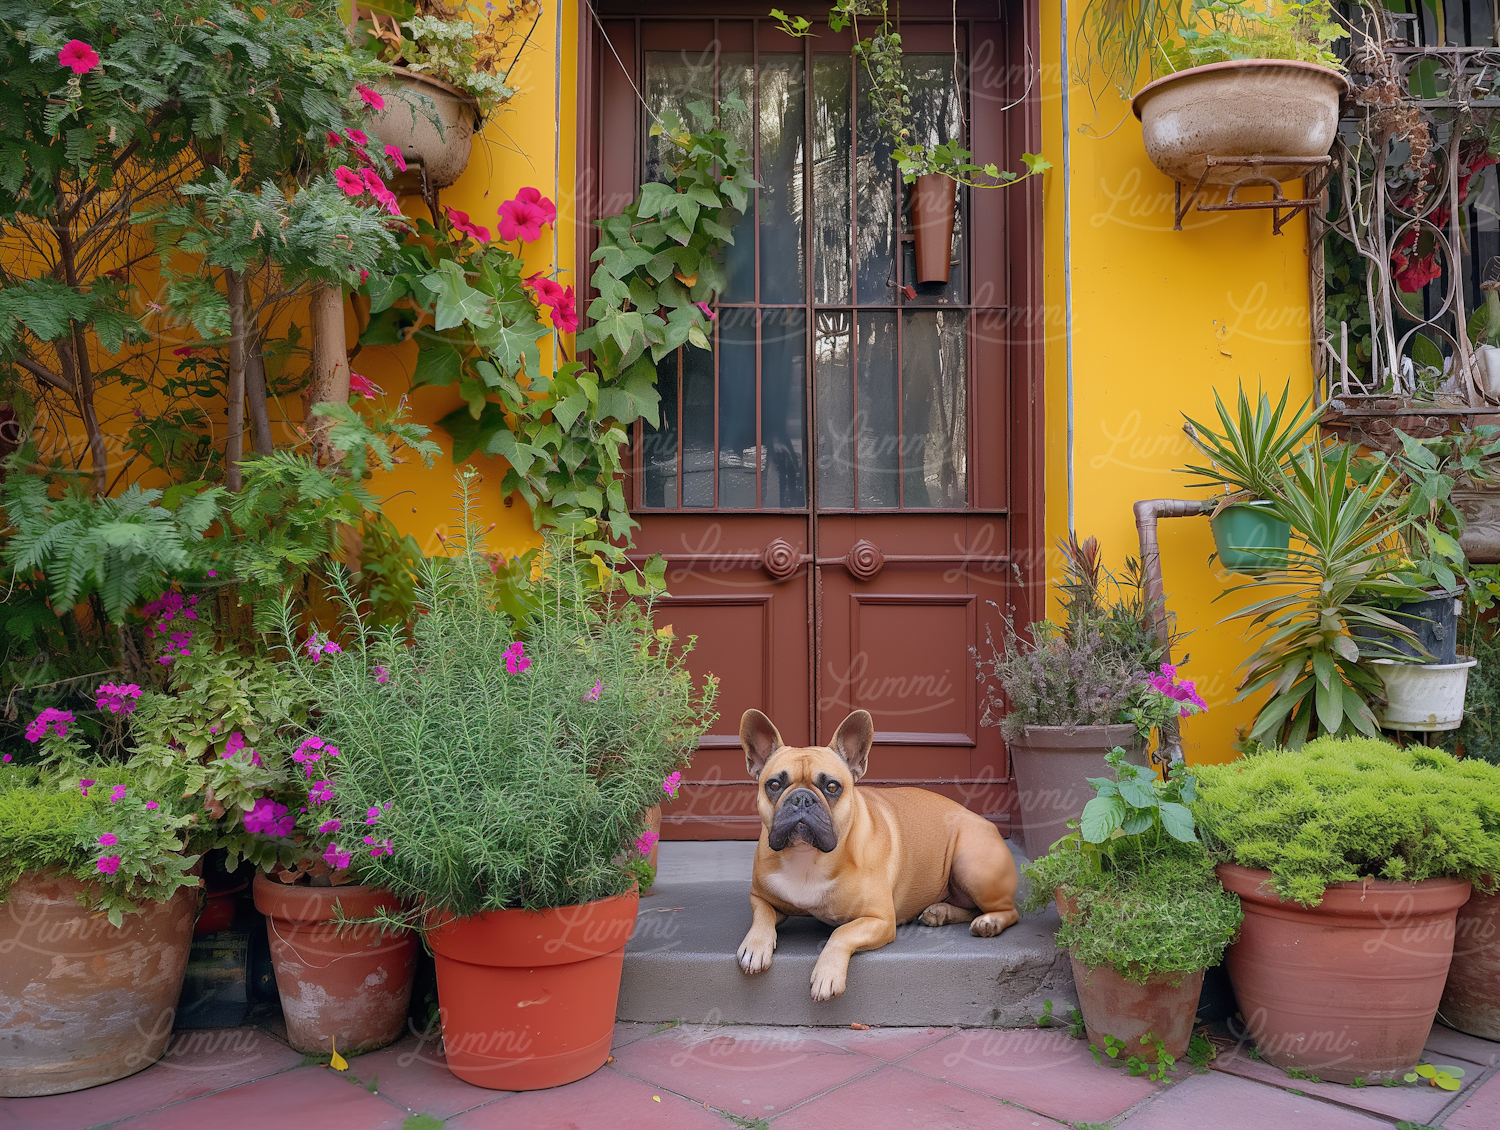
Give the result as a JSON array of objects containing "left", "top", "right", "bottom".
[{"left": 275, "top": 478, "right": 718, "bottom": 917}]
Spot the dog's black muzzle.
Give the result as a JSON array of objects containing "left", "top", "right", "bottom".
[{"left": 767, "top": 787, "right": 838, "bottom": 853}]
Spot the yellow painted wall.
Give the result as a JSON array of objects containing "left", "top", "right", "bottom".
[{"left": 1039, "top": 8, "right": 1316, "bottom": 765}]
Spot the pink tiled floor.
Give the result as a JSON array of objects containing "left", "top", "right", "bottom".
[{"left": 1, "top": 1020, "right": 1495, "bottom": 1130}]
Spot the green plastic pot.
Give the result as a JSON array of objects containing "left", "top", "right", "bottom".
[{"left": 1210, "top": 502, "right": 1290, "bottom": 574}]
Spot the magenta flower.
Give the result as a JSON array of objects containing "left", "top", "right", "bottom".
[
  {"left": 635, "top": 830, "right": 659, "bottom": 857},
  {"left": 349, "top": 372, "right": 382, "bottom": 398},
  {"left": 355, "top": 84, "right": 385, "bottom": 111},
  {"left": 335, "top": 165, "right": 364, "bottom": 197},
  {"left": 323, "top": 641, "right": 344, "bottom": 656},
  {"left": 110, "top": 785, "right": 126, "bottom": 804},
  {"left": 2, "top": 754, "right": 10, "bottom": 764},
  {"left": 96, "top": 855, "right": 121, "bottom": 875},
  {"left": 326, "top": 130, "right": 343, "bottom": 147},
  {"left": 365, "top": 806, "right": 382, "bottom": 825},
  {"left": 550, "top": 286, "right": 578, "bottom": 334},
  {"left": 383, "top": 144, "right": 407, "bottom": 172},
  {"left": 308, "top": 780, "right": 335, "bottom": 806},
  {"left": 504, "top": 641, "right": 531, "bottom": 675},
  {"left": 25, "top": 707, "right": 75, "bottom": 743},
  {"left": 95, "top": 682, "right": 143, "bottom": 715},
  {"left": 345, "top": 127, "right": 369, "bottom": 146},
  {"left": 696, "top": 301, "right": 716, "bottom": 321},
  {"left": 526, "top": 275, "right": 566, "bottom": 307},
  {"left": 662, "top": 771, "right": 682, "bottom": 800},
  {"left": 323, "top": 843, "right": 352, "bottom": 870},
  {"left": 98, "top": 833, "right": 118, "bottom": 847},
  {"left": 243, "top": 798, "right": 296, "bottom": 837},
  {"left": 1146, "top": 663, "right": 1208, "bottom": 718},
  {"left": 584, "top": 678, "right": 603, "bottom": 703},
  {"left": 317, "top": 819, "right": 342, "bottom": 835},
  {"left": 58, "top": 40, "right": 100, "bottom": 75},
  {"left": 446, "top": 207, "right": 491, "bottom": 243},
  {"left": 363, "top": 836, "right": 393, "bottom": 858},
  {"left": 145, "top": 801, "right": 159, "bottom": 810},
  {"left": 498, "top": 187, "right": 556, "bottom": 243},
  {"left": 374, "top": 666, "right": 389, "bottom": 684},
  {"left": 79, "top": 778, "right": 95, "bottom": 797}
]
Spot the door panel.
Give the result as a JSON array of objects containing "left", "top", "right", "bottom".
[{"left": 588, "top": 6, "right": 1039, "bottom": 838}]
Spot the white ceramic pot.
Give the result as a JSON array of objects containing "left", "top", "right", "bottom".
[
  {"left": 1478, "top": 345, "right": 1500, "bottom": 400},
  {"left": 367, "top": 68, "right": 481, "bottom": 192},
  {"left": 1131, "top": 59, "right": 1349, "bottom": 186},
  {"left": 1368, "top": 657, "right": 1477, "bottom": 732}
]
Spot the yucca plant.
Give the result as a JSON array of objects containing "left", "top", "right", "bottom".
[
  {"left": 1181, "top": 382, "right": 1320, "bottom": 514},
  {"left": 1222, "top": 442, "right": 1422, "bottom": 747}
]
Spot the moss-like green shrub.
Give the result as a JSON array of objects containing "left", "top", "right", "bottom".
[
  {"left": 0, "top": 764, "right": 197, "bottom": 925},
  {"left": 1192, "top": 737, "right": 1500, "bottom": 906}
]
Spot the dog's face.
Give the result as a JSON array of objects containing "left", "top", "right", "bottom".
[{"left": 740, "top": 709, "right": 874, "bottom": 854}]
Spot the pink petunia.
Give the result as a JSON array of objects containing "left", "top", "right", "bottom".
[
  {"left": 550, "top": 286, "right": 578, "bottom": 334},
  {"left": 98, "top": 833, "right": 118, "bottom": 847},
  {"left": 96, "top": 855, "right": 121, "bottom": 875},
  {"left": 696, "top": 302, "right": 716, "bottom": 321},
  {"left": 526, "top": 275, "right": 566, "bottom": 307},
  {"left": 110, "top": 785, "right": 126, "bottom": 804},
  {"left": 334, "top": 166, "right": 365, "bottom": 197},
  {"left": 384, "top": 144, "right": 408, "bottom": 173},
  {"left": 349, "top": 372, "right": 382, "bottom": 398},
  {"left": 308, "top": 780, "right": 335, "bottom": 806},
  {"left": 145, "top": 801, "right": 159, "bottom": 810},
  {"left": 498, "top": 187, "right": 557, "bottom": 243},
  {"left": 446, "top": 207, "right": 491, "bottom": 243},
  {"left": 662, "top": 771, "right": 682, "bottom": 800},
  {"left": 58, "top": 40, "right": 100, "bottom": 76},
  {"left": 635, "top": 831, "right": 659, "bottom": 857},
  {"left": 323, "top": 843, "right": 352, "bottom": 870},
  {"left": 355, "top": 84, "right": 385, "bottom": 111},
  {"left": 317, "top": 819, "right": 341, "bottom": 835},
  {"left": 359, "top": 166, "right": 386, "bottom": 195},
  {"left": 363, "top": 836, "right": 393, "bottom": 858},
  {"left": 326, "top": 130, "right": 343, "bottom": 148},
  {"left": 26, "top": 707, "right": 75, "bottom": 743},
  {"left": 96, "top": 682, "right": 144, "bottom": 716},
  {"left": 2, "top": 754, "right": 10, "bottom": 764},
  {"left": 345, "top": 127, "right": 369, "bottom": 146}
]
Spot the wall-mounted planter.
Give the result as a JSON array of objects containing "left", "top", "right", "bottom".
[
  {"left": 1209, "top": 501, "right": 1290, "bottom": 574},
  {"left": 367, "top": 68, "right": 482, "bottom": 193},
  {"left": 1008, "top": 724, "right": 1144, "bottom": 857},
  {"left": 1454, "top": 487, "right": 1500, "bottom": 563},
  {"left": 909, "top": 174, "right": 956, "bottom": 284},
  {"left": 1132, "top": 59, "right": 1348, "bottom": 187},
  {"left": 1368, "top": 656, "right": 1476, "bottom": 732}
]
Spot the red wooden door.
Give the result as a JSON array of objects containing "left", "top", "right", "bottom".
[{"left": 584, "top": 4, "right": 1044, "bottom": 838}]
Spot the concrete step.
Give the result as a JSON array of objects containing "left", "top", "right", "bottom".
[{"left": 618, "top": 840, "right": 1077, "bottom": 1028}]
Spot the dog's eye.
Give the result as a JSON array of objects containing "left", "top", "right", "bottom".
[
  {"left": 766, "top": 778, "right": 782, "bottom": 793},
  {"left": 823, "top": 779, "right": 842, "bottom": 795}
]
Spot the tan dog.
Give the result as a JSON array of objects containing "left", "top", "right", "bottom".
[{"left": 736, "top": 708, "right": 1020, "bottom": 1001}]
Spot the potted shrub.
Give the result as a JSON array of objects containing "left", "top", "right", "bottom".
[
  {"left": 1023, "top": 750, "right": 1242, "bottom": 1064},
  {"left": 1132, "top": 1, "right": 1350, "bottom": 191},
  {"left": 1192, "top": 737, "right": 1500, "bottom": 1083},
  {"left": 975, "top": 536, "right": 1206, "bottom": 856},
  {"left": 276, "top": 487, "right": 717, "bottom": 1090},
  {"left": 0, "top": 762, "right": 200, "bottom": 1097},
  {"left": 1180, "top": 383, "right": 1318, "bottom": 574}
]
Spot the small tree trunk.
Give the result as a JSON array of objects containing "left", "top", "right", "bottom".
[
  {"left": 305, "top": 282, "right": 351, "bottom": 466},
  {"left": 243, "top": 295, "right": 274, "bottom": 455},
  {"left": 224, "top": 269, "right": 247, "bottom": 491}
]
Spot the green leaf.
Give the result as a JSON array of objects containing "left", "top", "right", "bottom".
[
  {"left": 436, "top": 403, "right": 508, "bottom": 466},
  {"left": 411, "top": 342, "right": 463, "bottom": 388},
  {"left": 636, "top": 182, "right": 673, "bottom": 219},
  {"left": 1157, "top": 801, "right": 1198, "bottom": 843},
  {"left": 420, "top": 261, "right": 494, "bottom": 330},
  {"left": 1079, "top": 795, "right": 1127, "bottom": 843},
  {"left": 1116, "top": 775, "right": 1159, "bottom": 810}
]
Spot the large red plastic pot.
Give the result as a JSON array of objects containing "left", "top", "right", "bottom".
[
  {"left": 253, "top": 873, "right": 416, "bottom": 1056},
  {"left": 0, "top": 872, "right": 197, "bottom": 1097},
  {"left": 1218, "top": 864, "right": 1471, "bottom": 1083},
  {"left": 1439, "top": 887, "right": 1500, "bottom": 1039},
  {"left": 425, "top": 888, "right": 639, "bottom": 1090}
]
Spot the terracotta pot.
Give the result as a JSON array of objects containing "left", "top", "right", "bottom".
[
  {"left": 252, "top": 873, "right": 416, "bottom": 1056},
  {"left": 909, "top": 174, "right": 956, "bottom": 284},
  {"left": 0, "top": 872, "right": 197, "bottom": 1097},
  {"left": 425, "top": 888, "right": 639, "bottom": 1090},
  {"left": 1439, "top": 887, "right": 1500, "bottom": 1039},
  {"left": 1008, "top": 724, "right": 1142, "bottom": 856},
  {"left": 367, "top": 68, "right": 481, "bottom": 192},
  {"left": 1132, "top": 60, "right": 1349, "bottom": 186},
  {"left": 1455, "top": 487, "right": 1500, "bottom": 564},
  {"left": 1217, "top": 864, "right": 1471, "bottom": 1083},
  {"left": 1071, "top": 957, "right": 1205, "bottom": 1062}
]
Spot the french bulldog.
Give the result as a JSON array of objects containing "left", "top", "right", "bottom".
[{"left": 736, "top": 708, "right": 1021, "bottom": 1001}]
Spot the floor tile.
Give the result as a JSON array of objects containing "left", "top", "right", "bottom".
[
  {"left": 799, "top": 1026, "right": 957, "bottom": 1062},
  {"left": 1444, "top": 1071, "right": 1500, "bottom": 1130},
  {"left": 607, "top": 1025, "right": 877, "bottom": 1113},
  {"left": 1427, "top": 1024, "right": 1500, "bottom": 1069},
  {"left": 345, "top": 1034, "right": 499, "bottom": 1119},
  {"left": 612, "top": 1022, "right": 669, "bottom": 1051},
  {"left": 1211, "top": 1042, "right": 1477, "bottom": 1123},
  {"left": 1116, "top": 1071, "right": 1393, "bottom": 1130},
  {"left": 444, "top": 1066, "right": 727, "bottom": 1130},
  {"left": 0, "top": 1027, "right": 303, "bottom": 1130},
  {"left": 773, "top": 1064, "right": 1068, "bottom": 1130},
  {"left": 103, "top": 1065, "right": 406, "bottom": 1130},
  {"left": 901, "top": 1027, "right": 1159, "bottom": 1125}
]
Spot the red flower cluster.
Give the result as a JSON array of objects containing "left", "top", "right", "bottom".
[
  {"left": 525, "top": 274, "right": 578, "bottom": 333},
  {"left": 499, "top": 187, "right": 557, "bottom": 243},
  {"left": 446, "top": 207, "right": 491, "bottom": 243}
]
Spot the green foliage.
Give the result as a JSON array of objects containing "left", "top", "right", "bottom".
[
  {"left": 1166, "top": 0, "right": 1348, "bottom": 71},
  {"left": 1187, "top": 1032, "right": 1216, "bottom": 1069},
  {"left": 1023, "top": 751, "right": 1242, "bottom": 982},
  {"left": 1444, "top": 630, "right": 1500, "bottom": 764},
  {"left": 274, "top": 482, "right": 719, "bottom": 916},
  {"left": 1191, "top": 736, "right": 1500, "bottom": 905},
  {"left": 622, "top": 856, "right": 656, "bottom": 893},
  {"left": 368, "top": 5, "right": 538, "bottom": 118},
  {"left": 0, "top": 763, "right": 198, "bottom": 926},
  {"left": 1181, "top": 382, "right": 1320, "bottom": 504},
  {"left": 1404, "top": 1064, "right": 1466, "bottom": 1091}
]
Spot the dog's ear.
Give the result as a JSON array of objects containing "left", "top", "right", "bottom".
[
  {"left": 830, "top": 710, "right": 874, "bottom": 781},
  {"left": 741, "top": 709, "right": 784, "bottom": 779}
]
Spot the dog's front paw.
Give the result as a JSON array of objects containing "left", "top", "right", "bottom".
[
  {"left": 737, "top": 933, "right": 775, "bottom": 974},
  {"left": 809, "top": 956, "right": 848, "bottom": 1002}
]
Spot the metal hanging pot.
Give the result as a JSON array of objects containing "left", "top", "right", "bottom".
[{"left": 909, "top": 173, "right": 956, "bottom": 284}]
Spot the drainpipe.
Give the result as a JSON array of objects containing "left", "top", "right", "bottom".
[
  {"left": 1060, "top": 0, "right": 1076, "bottom": 531},
  {"left": 1134, "top": 498, "right": 1212, "bottom": 767}
]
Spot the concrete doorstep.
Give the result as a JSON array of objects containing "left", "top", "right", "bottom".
[{"left": 617, "top": 840, "right": 1077, "bottom": 1028}]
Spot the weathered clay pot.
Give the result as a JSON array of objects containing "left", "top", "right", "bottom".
[
  {"left": 0, "top": 872, "right": 197, "bottom": 1097},
  {"left": 1071, "top": 957, "right": 1205, "bottom": 1062},
  {"left": 910, "top": 173, "right": 956, "bottom": 284},
  {"left": 1439, "top": 887, "right": 1500, "bottom": 1039},
  {"left": 1218, "top": 864, "right": 1471, "bottom": 1083},
  {"left": 367, "top": 68, "right": 481, "bottom": 191},
  {"left": 252, "top": 873, "right": 416, "bottom": 1056},
  {"left": 425, "top": 887, "right": 639, "bottom": 1090},
  {"left": 1008, "top": 724, "right": 1142, "bottom": 856},
  {"left": 1454, "top": 487, "right": 1500, "bottom": 564},
  {"left": 1132, "top": 60, "right": 1349, "bottom": 186}
]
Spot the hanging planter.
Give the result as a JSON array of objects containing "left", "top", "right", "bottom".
[
  {"left": 1132, "top": 60, "right": 1348, "bottom": 188},
  {"left": 1440, "top": 888, "right": 1500, "bottom": 1039},
  {"left": 1367, "top": 657, "right": 1476, "bottom": 732},
  {"left": 1208, "top": 501, "right": 1290, "bottom": 574},
  {"left": 909, "top": 174, "right": 956, "bottom": 284},
  {"left": 367, "top": 68, "right": 482, "bottom": 193},
  {"left": 425, "top": 887, "right": 639, "bottom": 1090}
]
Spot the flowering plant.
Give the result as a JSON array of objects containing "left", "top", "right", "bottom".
[
  {"left": 272, "top": 481, "right": 717, "bottom": 918},
  {"left": 365, "top": 4, "right": 541, "bottom": 119}
]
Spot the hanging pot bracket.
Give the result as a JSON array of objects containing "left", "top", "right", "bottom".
[{"left": 1173, "top": 155, "right": 1335, "bottom": 234}]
